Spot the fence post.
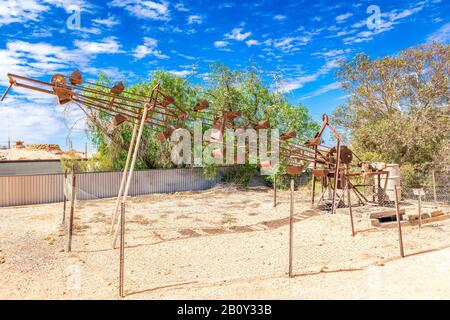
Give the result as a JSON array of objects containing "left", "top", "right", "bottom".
[
  {"left": 346, "top": 176, "right": 355, "bottom": 237},
  {"left": 273, "top": 174, "right": 277, "bottom": 208},
  {"left": 288, "top": 176, "right": 294, "bottom": 277},
  {"left": 418, "top": 191, "right": 422, "bottom": 229},
  {"left": 394, "top": 185, "right": 405, "bottom": 258},
  {"left": 432, "top": 170, "right": 437, "bottom": 205},
  {"left": 66, "top": 164, "right": 76, "bottom": 252},
  {"left": 62, "top": 170, "right": 67, "bottom": 226}
]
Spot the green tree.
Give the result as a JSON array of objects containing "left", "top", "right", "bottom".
[
  {"left": 85, "top": 64, "right": 319, "bottom": 186},
  {"left": 333, "top": 42, "right": 450, "bottom": 186}
]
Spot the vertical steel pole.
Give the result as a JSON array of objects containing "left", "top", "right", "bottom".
[
  {"left": 273, "top": 174, "right": 277, "bottom": 208},
  {"left": 346, "top": 170, "right": 355, "bottom": 237},
  {"left": 112, "top": 94, "right": 154, "bottom": 248},
  {"left": 66, "top": 164, "right": 76, "bottom": 252},
  {"left": 418, "top": 192, "right": 422, "bottom": 229},
  {"left": 382, "top": 171, "right": 389, "bottom": 205},
  {"left": 62, "top": 170, "right": 67, "bottom": 225},
  {"left": 394, "top": 185, "right": 405, "bottom": 258},
  {"left": 311, "top": 146, "right": 318, "bottom": 208},
  {"left": 114, "top": 89, "right": 155, "bottom": 298},
  {"left": 432, "top": 170, "right": 437, "bottom": 205},
  {"left": 110, "top": 119, "right": 140, "bottom": 233},
  {"left": 289, "top": 176, "right": 294, "bottom": 278},
  {"left": 119, "top": 202, "right": 125, "bottom": 298},
  {"left": 331, "top": 140, "right": 341, "bottom": 215}
]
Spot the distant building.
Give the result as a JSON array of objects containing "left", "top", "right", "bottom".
[{"left": 0, "top": 141, "right": 96, "bottom": 176}]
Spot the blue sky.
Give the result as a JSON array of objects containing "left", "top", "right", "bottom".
[{"left": 0, "top": 0, "right": 448, "bottom": 151}]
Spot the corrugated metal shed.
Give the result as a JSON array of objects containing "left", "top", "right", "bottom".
[{"left": 0, "top": 167, "right": 224, "bottom": 207}]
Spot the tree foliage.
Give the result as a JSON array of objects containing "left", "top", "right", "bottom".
[
  {"left": 333, "top": 42, "right": 450, "bottom": 186},
  {"left": 87, "top": 64, "right": 319, "bottom": 177}
]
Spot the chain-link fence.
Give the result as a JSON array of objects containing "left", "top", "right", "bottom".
[{"left": 286, "top": 166, "right": 450, "bottom": 280}]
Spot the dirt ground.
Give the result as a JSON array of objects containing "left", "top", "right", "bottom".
[{"left": 0, "top": 186, "right": 449, "bottom": 300}]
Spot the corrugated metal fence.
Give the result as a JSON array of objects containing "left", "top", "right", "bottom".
[{"left": 0, "top": 167, "right": 223, "bottom": 207}]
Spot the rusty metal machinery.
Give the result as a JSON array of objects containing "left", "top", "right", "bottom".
[
  {"left": 1, "top": 69, "right": 392, "bottom": 297},
  {"left": 1, "top": 70, "right": 388, "bottom": 212}
]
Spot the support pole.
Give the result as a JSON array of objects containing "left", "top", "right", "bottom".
[
  {"left": 110, "top": 119, "right": 140, "bottom": 233},
  {"left": 66, "top": 164, "right": 76, "bottom": 252},
  {"left": 346, "top": 172, "right": 355, "bottom": 237},
  {"left": 418, "top": 191, "right": 422, "bottom": 229},
  {"left": 62, "top": 170, "right": 67, "bottom": 225},
  {"left": 113, "top": 102, "right": 152, "bottom": 248},
  {"left": 331, "top": 140, "right": 341, "bottom": 215},
  {"left": 432, "top": 170, "right": 437, "bottom": 206},
  {"left": 394, "top": 185, "right": 404, "bottom": 258},
  {"left": 273, "top": 174, "right": 277, "bottom": 208},
  {"left": 311, "top": 146, "right": 318, "bottom": 208},
  {"left": 0, "top": 82, "right": 13, "bottom": 101},
  {"left": 288, "top": 176, "right": 295, "bottom": 278},
  {"left": 119, "top": 202, "right": 125, "bottom": 297},
  {"left": 382, "top": 171, "right": 389, "bottom": 205},
  {"left": 114, "top": 90, "right": 154, "bottom": 298}
]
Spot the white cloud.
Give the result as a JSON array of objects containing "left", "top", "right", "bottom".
[
  {"left": 279, "top": 59, "right": 340, "bottom": 93},
  {"left": 267, "top": 35, "right": 311, "bottom": 53},
  {"left": 74, "top": 37, "right": 123, "bottom": 54},
  {"left": 187, "top": 15, "right": 202, "bottom": 24},
  {"left": 110, "top": 0, "right": 170, "bottom": 21},
  {"left": 225, "top": 28, "right": 252, "bottom": 41},
  {"left": 43, "top": 0, "right": 93, "bottom": 12},
  {"left": 214, "top": 40, "right": 229, "bottom": 48},
  {"left": 174, "top": 3, "right": 189, "bottom": 12},
  {"left": 0, "top": 95, "right": 85, "bottom": 145},
  {"left": 92, "top": 15, "right": 120, "bottom": 28},
  {"left": 132, "top": 37, "right": 169, "bottom": 59},
  {"left": 336, "top": 12, "right": 353, "bottom": 23},
  {"left": 245, "top": 39, "right": 260, "bottom": 47},
  {"left": 0, "top": 41, "right": 89, "bottom": 85},
  {"left": 0, "top": 0, "right": 49, "bottom": 25},
  {"left": 427, "top": 22, "right": 450, "bottom": 43},
  {"left": 344, "top": 4, "right": 424, "bottom": 44},
  {"left": 299, "top": 82, "right": 341, "bottom": 100},
  {"left": 0, "top": 38, "right": 128, "bottom": 89},
  {"left": 168, "top": 70, "right": 191, "bottom": 77},
  {"left": 273, "top": 15, "right": 286, "bottom": 21},
  {"left": 312, "top": 48, "right": 350, "bottom": 58}
]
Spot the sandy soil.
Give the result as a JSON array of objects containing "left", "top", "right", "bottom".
[{"left": 0, "top": 186, "right": 449, "bottom": 299}]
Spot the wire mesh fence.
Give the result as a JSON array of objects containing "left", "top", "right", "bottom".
[{"left": 287, "top": 166, "right": 450, "bottom": 277}]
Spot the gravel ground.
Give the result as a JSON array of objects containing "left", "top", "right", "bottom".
[{"left": 0, "top": 186, "right": 449, "bottom": 299}]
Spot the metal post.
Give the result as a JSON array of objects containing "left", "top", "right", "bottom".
[
  {"left": 66, "top": 164, "right": 76, "bottom": 252},
  {"left": 62, "top": 170, "right": 67, "bottom": 225},
  {"left": 331, "top": 140, "right": 341, "bottom": 215},
  {"left": 113, "top": 86, "right": 158, "bottom": 298},
  {"left": 0, "top": 82, "right": 13, "bottom": 101},
  {"left": 110, "top": 119, "right": 140, "bottom": 233},
  {"left": 273, "top": 174, "right": 277, "bottom": 208},
  {"left": 119, "top": 202, "right": 125, "bottom": 297},
  {"left": 418, "top": 192, "right": 422, "bottom": 229},
  {"left": 311, "top": 146, "right": 318, "bottom": 208},
  {"left": 289, "top": 176, "right": 295, "bottom": 277},
  {"left": 394, "top": 185, "right": 404, "bottom": 258},
  {"left": 346, "top": 174, "right": 355, "bottom": 237},
  {"left": 382, "top": 171, "right": 389, "bottom": 205},
  {"left": 377, "top": 174, "right": 382, "bottom": 206},
  {"left": 112, "top": 89, "right": 156, "bottom": 248},
  {"left": 432, "top": 170, "right": 437, "bottom": 205}
]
